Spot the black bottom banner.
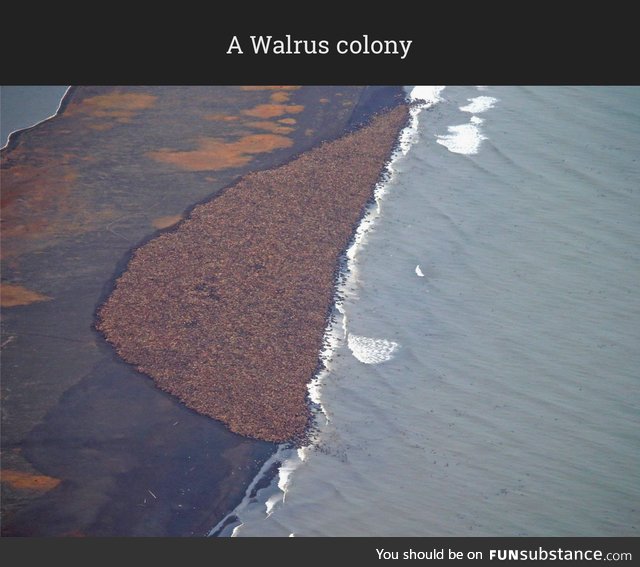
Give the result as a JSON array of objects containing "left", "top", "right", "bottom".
[{"left": 1, "top": 537, "right": 637, "bottom": 566}]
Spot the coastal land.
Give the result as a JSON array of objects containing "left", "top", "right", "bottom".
[{"left": 1, "top": 85, "right": 405, "bottom": 535}]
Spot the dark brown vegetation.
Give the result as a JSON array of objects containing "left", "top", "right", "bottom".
[{"left": 97, "top": 105, "right": 409, "bottom": 442}]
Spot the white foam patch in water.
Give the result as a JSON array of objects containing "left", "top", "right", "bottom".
[
  {"left": 264, "top": 448, "right": 306, "bottom": 516},
  {"left": 437, "top": 93, "right": 499, "bottom": 155},
  {"left": 436, "top": 122, "right": 486, "bottom": 155},
  {"left": 415, "top": 264, "right": 425, "bottom": 277},
  {"left": 460, "top": 96, "right": 498, "bottom": 114},
  {"left": 409, "top": 85, "right": 446, "bottom": 106},
  {"left": 297, "top": 446, "right": 309, "bottom": 462},
  {"left": 277, "top": 454, "right": 300, "bottom": 497},
  {"left": 265, "top": 493, "right": 280, "bottom": 517},
  {"left": 230, "top": 523, "right": 244, "bottom": 537},
  {"left": 347, "top": 334, "right": 400, "bottom": 364}
]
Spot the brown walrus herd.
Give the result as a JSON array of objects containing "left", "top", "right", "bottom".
[{"left": 96, "top": 104, "right": 409, "bottom": 443}]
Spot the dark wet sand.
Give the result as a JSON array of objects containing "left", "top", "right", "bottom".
[{"left": 1, "top": 85, "right": 404, "bottom": 535}]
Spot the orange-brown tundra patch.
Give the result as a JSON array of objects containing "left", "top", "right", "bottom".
[
  {"left": 204, "top": 113, "right": 239, "bottom": 122},
  {"left": 1, "top": 284, "right": 52, "bottom": 307},
  {"left": 97, "top": 105, "right": 410, "bottom": 443},
  {"left": 1, "top": 469, "right": 61, "bottom": 491},
  {"left": 0, "top": 156, "right": 116, "bottom": 258},
  {"left": 246, "top": 121, "right": 294, "bottom": 135},
  {"left": 269, "top": 91, "right": 291, "bottom": 103},
  {"left": 88, "top": 123, "right": 115, "bottom": 131},
  {"left": 67, "top": 92, "right": 157, "bottom": 117},
  {"left": 242, "top": 104, "right": 305, "bottom": 119},
  {"left": 66, "top": 92, "right": 157, "bottom": 129},
  {"left": 0, "top": 161, "right": 76, "bottom": 242},
  {"left": 146, "top": 134, "right": 292, "bottom": 171}
]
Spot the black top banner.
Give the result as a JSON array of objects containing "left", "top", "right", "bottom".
[{"left": 1, "top": 9, "right": 638, "bottom": 84}]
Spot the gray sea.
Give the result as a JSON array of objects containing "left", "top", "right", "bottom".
[
  {"left": 225, "top": 86, "right": 640, "bottom": 536},
  {"left": 0, "top": 85, "right": 69, "bottom": 148}
]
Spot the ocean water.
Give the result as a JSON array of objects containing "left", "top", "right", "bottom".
[
  {"left": 222, "top": 86, "right": 640, "bottom": 536},
  {"left": 0, "top": 85, "right": 69, "bottom": 148}
]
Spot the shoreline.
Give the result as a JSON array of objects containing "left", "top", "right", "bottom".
[
  {"left": 223, "top": 86, "right": 445, "bottom": 535},
  {"left": 1, "top": 85, "right": 405, "bottom": 536}
]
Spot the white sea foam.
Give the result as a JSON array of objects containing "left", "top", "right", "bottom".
[
  {"left": 297, "top": 446, "right": 308, "bottom": 462},
  {"left": 460, "top": 96, "right": 499, "bottom": 114},
  {"left": 306, "top": 379, "right": 322, "bottom": 406},
  {"left": 265, "top": 493, "right": 280, "bottom": 516},
  {"left": 415, "top": 264, "right": 425, "bottom": 277},
  {"left": 436, "top": 122, "right": 486, "bottom": 155},
  {"left": 277, "top": 454, "right": 299, "bottom": 497},
  {"left": 398, "top": 86, "right": 446, "bottom": 155},
  {"left": 409, "top": 85, "right": 446, "bottom": 106},
  {"left": 207, "top": 444, "right": 292, "bottom": 536},
  {"left": 437, "top": 93, "right": 499, "bottom": 155},
  {"left": 230, "top": 523, "right": 244, "bottom": 537},
  {"left": 347, "top": 334, "right": 400, "bottom": 364},
  {"left": 263, "top": 448, "right": 306, "bottom": 516}
]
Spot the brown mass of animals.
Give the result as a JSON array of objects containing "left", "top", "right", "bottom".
[{"left": 96, "top": 104, "right": 409, "bottom": 443}]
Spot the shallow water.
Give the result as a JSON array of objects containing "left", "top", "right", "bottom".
[
  {"left": 231, "top": 86, "right": 640, "bottom": 536},
  {"left": 1, "top": 86, "right": 69, "bottom": 147}
]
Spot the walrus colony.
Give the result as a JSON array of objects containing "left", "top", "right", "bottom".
[{"left": 96, "top": 104, "right": 410, "bottom": 443}]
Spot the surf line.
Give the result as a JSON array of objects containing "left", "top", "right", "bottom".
[
  {"left": 296, "top": 84, "right": 448, "bottom": 507},
  {"left": 213, "top": 86, "right": 446, "bottom": 536}
]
